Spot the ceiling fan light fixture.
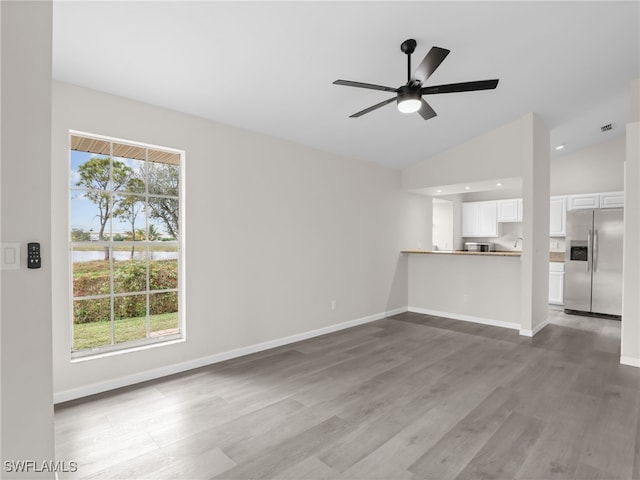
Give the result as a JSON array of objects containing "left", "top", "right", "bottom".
[
  {"left": 398, "top": 92, "right": 422, "bottom": 113},
  {"left": 398, "top": 98, "right": 421, "bottom": 113}
]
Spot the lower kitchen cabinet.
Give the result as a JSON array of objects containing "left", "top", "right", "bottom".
[{"left": 549, "top": 262, "right": 564, "bottom": 305}]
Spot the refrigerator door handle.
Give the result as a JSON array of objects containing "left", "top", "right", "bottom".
[
  {"left": 587, "top": 230, "right": 592, "bottom": 272},
  {"left": 593, "top": 229, "right": 598, "bottom": 272}
]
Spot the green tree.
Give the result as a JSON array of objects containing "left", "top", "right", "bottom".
[
  {"left": 147, "top": 224, "right": 161, "bottom": 241},
  {"left": 133, "top": 224, "right": 160, "bottom": 241},
  {"left": 76, "top": 157, "right": 135, "bottom": 260},
  {"left": 147, "top": 162, "right": 179, "bottom": 239},
  {"left": 71, "top": 228, "right": 91, "bottom": 242},
  {"left": 114, "top": 177, "right": 145, "bottom": 258}
]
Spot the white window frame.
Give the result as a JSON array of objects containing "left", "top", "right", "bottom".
[{"left": 69, "top": 130, "right": 185, "bottom": 359}]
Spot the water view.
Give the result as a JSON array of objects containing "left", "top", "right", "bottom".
[{"left": 73, "top": 250, "right": 178, "bottom": 262}]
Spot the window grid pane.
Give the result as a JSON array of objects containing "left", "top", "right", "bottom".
[{"left": 70, "top": 133, "right": 182, "bottom": 355}]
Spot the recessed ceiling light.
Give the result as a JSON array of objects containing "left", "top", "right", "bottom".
[
  {"left": 555, "top": 144, "right": 565, "bottom": 150},
  {"left": 496, "top": 182, "right": 502, "bottom": 187},
  {"left": 436, "top": 189, "right": 442, "bottom": 193},
  {"left": 465, "top": 186, "right": 470, "bottom": 190}
]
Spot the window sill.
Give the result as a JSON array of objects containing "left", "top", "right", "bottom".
[{"left": 71, "top": 336, "right": 185, "bottom": 363}]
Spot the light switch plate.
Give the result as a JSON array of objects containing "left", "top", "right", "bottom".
[{"left": 1, "top": 243, "right": 21, "bottom": 270}]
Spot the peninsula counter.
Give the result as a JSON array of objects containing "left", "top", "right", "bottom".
[{"left": 403, "top": 250, "right": 522, "bottom": 331}]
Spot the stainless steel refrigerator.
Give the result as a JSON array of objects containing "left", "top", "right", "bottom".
[{"left": 564, "top": 208, "right": 623, "bottom": 318}]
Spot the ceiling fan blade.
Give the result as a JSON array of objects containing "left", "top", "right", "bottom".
[
  {"left": 418, "top": 99, "right": 437, "bottom": 120},
  {"left": 412, "top": 47, "right": 450, "bottom": 84},
  {"left": 333, "top": 79, "right": 398, "bottom": 93},
  {"left": 349, "top": 97, "right": 397, "bottom": 118},
  {"left": 421, "top": 79, "right": 499, "bottom": 95}
]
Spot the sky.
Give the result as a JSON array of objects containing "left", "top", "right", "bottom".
[{"left": 70, "top": 150, "right": 174, "bottom": 239}]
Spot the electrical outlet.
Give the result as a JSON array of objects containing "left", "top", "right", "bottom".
[
  {"left": 463, "top": 293, "right": 469, "bottom": 303},
  {"left": 331, "top": 300, "right": 337, "bottom": 310}
]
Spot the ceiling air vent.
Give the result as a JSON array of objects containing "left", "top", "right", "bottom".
[{"left": 601, "top": 122, "right": 615, "bottom": 133}]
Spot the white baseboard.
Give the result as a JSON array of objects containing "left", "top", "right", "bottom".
[
  {"left": 407, "top": 307, "right": 520, "bottom": 331},
  {"left": 519, "top": 320, "right": 549, "bottom": 337},
  {"left": 54, "top": 306, "right": 408, "bottom": 404},
  {"left": 620, "top": 355, "right": 640, "bottom": 368}
]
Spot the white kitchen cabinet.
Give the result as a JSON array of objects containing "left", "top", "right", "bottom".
[
  {"left": 462, "top": 202, "right": 479, "bottom": 237},
  {"left": 497, "top": 198, "right": 522, "bottom": 222},
  {"left": 567, "top": 191, "right": 624, "bottom": 210},
  {"left": 462, "top": 201, "right": 498, "bottom": 237},
  {"left": 549, "top": 262, "right": 564, "bottom": 305},
  {"left": 549, "top": 196, "right": 566, "bottom": 237},
  {"left": 599, "top": 191, "right": 624, "bottom": 208},
  {"left": 568, "top": 193, "right": 600, "bottom": 210}
]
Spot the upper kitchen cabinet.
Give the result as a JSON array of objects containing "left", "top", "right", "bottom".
[
  {"left": 549, "top": 196, "right": 566, "bottom": 237},
  {"left": 462, "top": 201, "right": 498, "bottom": 237},
  {"left": 599, "top": 191, "right": 624, "bottom": 208},
  {"left": 462, "top": 202, "right": 479, "bottom": 236},
  {"left": 497, "top": 198, "right": 522, "bottom": 222},
  {"left": 567, "top": 191, "right": 624, "bottom": 210},
  {"left": 567, "top": 193, "right": 600, "bottom": 210}
]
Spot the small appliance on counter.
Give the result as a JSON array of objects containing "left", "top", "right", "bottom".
[{"left": 464, "top": 242, "right": 493, "bottom": 252}]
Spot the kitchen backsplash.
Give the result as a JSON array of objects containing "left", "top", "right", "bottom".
[{"left": 463, "top": 222, "right": 565, "bottom": 252}]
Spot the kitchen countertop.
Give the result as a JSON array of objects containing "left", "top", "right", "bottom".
[
  {"left": 549, "top": 252, "right": 565, "bottom": 263},
  {"left": 403, "top": 250, "right": 566, "bottom": 262},
  {"left": 402, "top": 250, "right": 521, "bottom": 257}
]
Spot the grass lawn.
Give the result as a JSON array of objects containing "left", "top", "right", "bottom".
[{"left": 74, "top": 312, "right": 178, "bottom": 351}]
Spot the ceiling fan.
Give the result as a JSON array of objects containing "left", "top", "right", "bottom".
[{"left": 333, "top": 39, "right": 499, "bottom": 120}]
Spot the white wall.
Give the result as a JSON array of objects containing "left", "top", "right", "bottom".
[
  {"left": 464, "top": 222, "right": 523, "bottom": 252},
  {"left": 462, "top": 189, "right": 522, "bottom": 202},
  {"left": 631, "top": 78, "right": 639, "bottom": 123},
  {"left": 441, "top": 134, "right": 625, "bottom": 199},
  {"left": 402, "top": 117, "right": 523, "bottom": 191},
  {"left": 432, "top": 200, "right": 453, "bottom": 250},
  {"left": 624, "top": 79, "right": 640, "bottom": 364},
  {"left": 51, "top": 82, "right": 431, "bottom": 400},
  {"left": 623, "top": 79, "right": 640, "bottom": 366},
  {"left": 622, "top": 120, "right": 640, "bottom": 366},
  {"left": 519, "top": 113, "right": 550, "bottom": 336},
  {"left": 1, "top": 1, "right": 55, "bottom": 474},
  {"left": 408, "top": 254, "right": 521, "bottom": 328},
  {"left": 551, "top": 135, "right": 625, "bottom": 195},
  {"left": 403, "top": 113, "right": 549, "bottom": 335}
]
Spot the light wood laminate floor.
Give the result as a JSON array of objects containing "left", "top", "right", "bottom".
[{"left": 55, "top": 311, "right": 640, "bottom": 479}]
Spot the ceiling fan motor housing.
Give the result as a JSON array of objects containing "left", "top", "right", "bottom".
[
  {"left": 397, "top": 84, "right": 421, "bottom": 98},
  {"left": 400, "top": 38, "right": 417, "bottom": 55}
]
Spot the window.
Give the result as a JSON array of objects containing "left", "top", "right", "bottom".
[{"left": 69, "top": 132, "right": 183, "bottom": 357}]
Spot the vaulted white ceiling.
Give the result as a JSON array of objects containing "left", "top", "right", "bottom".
[{"left": 53, "top": 1, "right": 639, "bottom": 169}]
